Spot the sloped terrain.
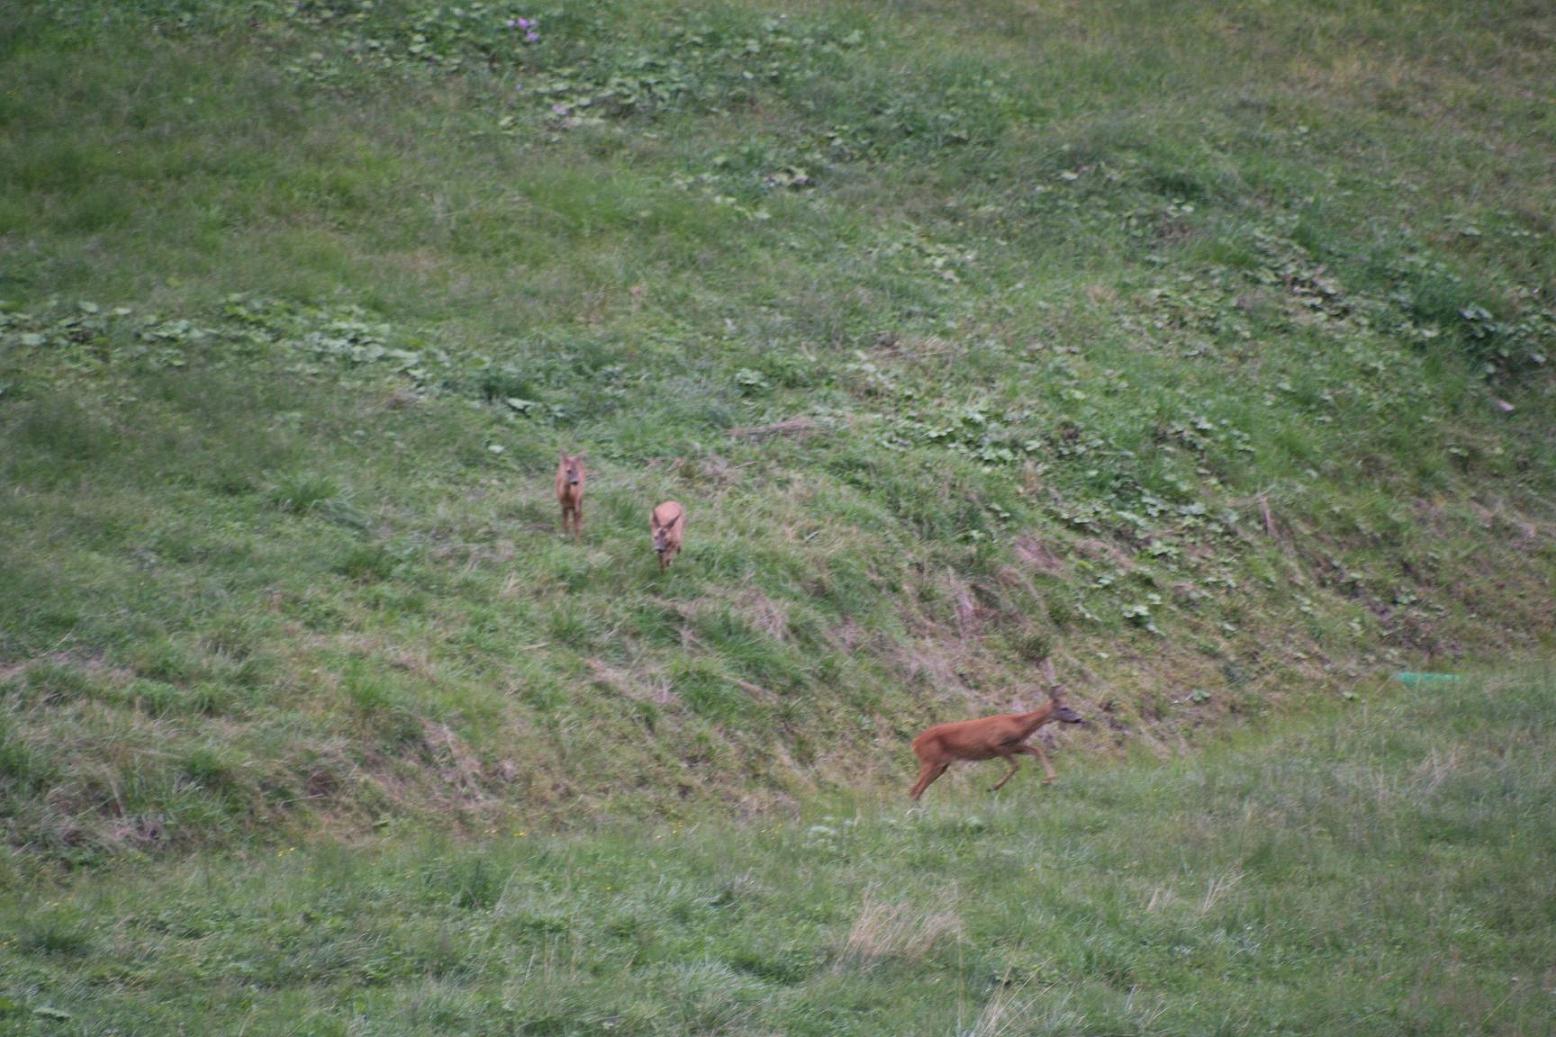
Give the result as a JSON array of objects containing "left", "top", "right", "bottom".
[
  {"left": 4, "top": 669, "right": 1554, "bottom": 1033},
  {"left": 2, "top": 0, "right": 1554, "bottom": 863}
]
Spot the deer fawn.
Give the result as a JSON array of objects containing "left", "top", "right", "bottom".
[
  {"left": 650, "top": 501, "right": 684, "bottom": 570},
  {"left": 556, "top": 453, "right": 586, "bottom": 541},
  {"left": 908, "top": 689, "right": 1083, "bottom": 800}
]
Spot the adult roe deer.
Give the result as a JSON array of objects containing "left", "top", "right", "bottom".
[
  {"left": 908, "top": 688, "right": 1083, "bottom": 800},
  {"left": 650, "top": 500, "right": 684, "bottom": 570},
  {"left": 556, "top": 453, "right": 586, "bottom": 541}
]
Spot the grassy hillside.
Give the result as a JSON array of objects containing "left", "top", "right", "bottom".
[
  {"left": 4, "top": 668, "right": 1553, "bottom": 1033},
  {"left": 3, "top": 0, "right": 1555, "bottom": 863}
]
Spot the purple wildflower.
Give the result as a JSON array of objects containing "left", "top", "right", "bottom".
[{"left": 525, "top": 29, "right": 539, "bottom": 42}]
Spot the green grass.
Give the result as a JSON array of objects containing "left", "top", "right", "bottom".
[
  {"left": 1, "top": 0, "right": 1554, "bottom": 864},
  {"left": 3, "top": 668, "right": 1553, "bottom": 1034},
  {"left": 3, "top": 5, "right": 1553, "bottom": 1019}
]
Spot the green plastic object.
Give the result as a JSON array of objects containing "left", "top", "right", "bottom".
[{"left": 1393, "top": 672, "right": 1462, "bottom": 685}]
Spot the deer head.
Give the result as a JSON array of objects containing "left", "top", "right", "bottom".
[
  {"left": 559, "top": 454, "right": 583, "bottom": 486},
  {"left": 1050, "top": 688, "right": 1084, "bottom": 724}
]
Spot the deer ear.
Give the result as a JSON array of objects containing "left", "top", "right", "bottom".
[{"left": 666, "top": 514, "right": 680, "bottom": 529}]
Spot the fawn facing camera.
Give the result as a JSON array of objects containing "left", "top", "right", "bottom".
[{"left": 556, "top": 453, "right": 585, "bottom": 541}]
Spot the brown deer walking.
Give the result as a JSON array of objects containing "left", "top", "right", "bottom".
[
  {"left": 650, "top": 501, "right": 684, "bottom": 570},
  {"left": 908, "top": 689, "right": 1083, "bottom": 800},
  {"left": 556, "top": 453, "right": 586, "bottom": 541}
]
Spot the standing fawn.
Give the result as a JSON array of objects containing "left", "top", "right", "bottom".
[
  {"left": 650, "top": 501, "right": 684, "bottom": 570},
  {"left": 556, "top": 453, "right": 586, "bottom": 541},
  {"left": 908, "top": 689, "right": 1083, "bottom": 800}
]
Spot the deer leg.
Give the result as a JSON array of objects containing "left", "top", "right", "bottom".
[
  {"left": 573, "top": 504, "right": 583, "bottom": 542},
  {"left": 1021, "top": 741, "right": 1057, "bottom": 783},
  {"left": 909, "top": 762, "right": 948, "bottom": 801},
  {"left": 990, "top": 753, "right": 1021, "bottom": 791}
]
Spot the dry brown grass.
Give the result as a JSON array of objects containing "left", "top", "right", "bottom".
[{"left": 832, "top": 888, "right": 963, "bottom": 973}]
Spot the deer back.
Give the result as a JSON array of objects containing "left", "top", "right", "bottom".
[{"left": 651, "top": 501, "right": 684, "bottom": 554}]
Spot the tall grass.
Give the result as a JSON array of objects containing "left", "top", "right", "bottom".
[{"left": 3, "top": 669, "right": 1552, "bottom": 1034}]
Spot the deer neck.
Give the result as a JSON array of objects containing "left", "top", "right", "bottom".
[{"left": 1012, "top": 704, "right": 1055, "bottom": 735}]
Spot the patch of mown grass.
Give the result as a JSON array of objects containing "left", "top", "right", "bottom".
[{"left": 3, "top": 670, "right": 1553, "bottom": 1034}]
